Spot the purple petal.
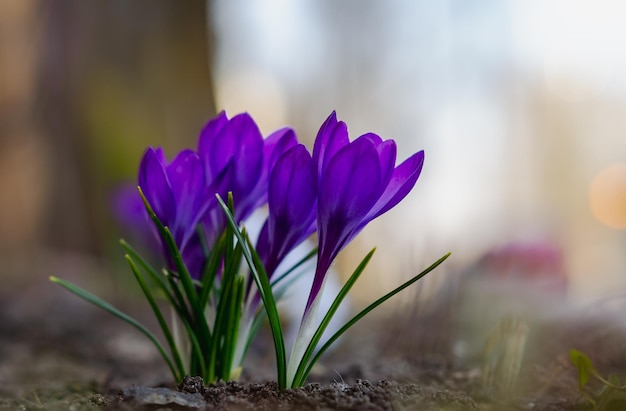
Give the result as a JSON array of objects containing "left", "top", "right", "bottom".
[
  {"left": 318, "top": 138, "right": 383, "bottom": 238},
  {"left": 228, "top": 113, "right": 264, "bottom": 191},
  {"left": 265, "top": 145, "right": 317, "bottom": 273},
  {"left": 240, "top": 127, "right": 299, "bottom": 220},
  {"left": 312, "top": 111, "right": 349, "bottom": 185},
  {"left": 222, "top": 113, "right": 265, "bottom": 220},
  {"left": 111, "top": 184, "right": 146, "bottom": 228},
  {"left": 356, "top": 133, "right": 397, "bottom": 187},
  {"left": 165, "top": 150, "right": 205, "bottom": 248},
  {"left": 264, "top": 127, "right": 299, "bottom": 172},
  {"left": 197, "top": 112, "right": 265, "bottom": 222},
  {"left": 198, "top": 160, "right": 235, "bottom": 246},
  {"left": 138, "top": 147, "right": 175, "bottom": 227},
  {"left": 180, "top": 234, "right": 206, "bottom": 280},
  {"left": 365, "top": 150, "right": 424, "bottom": 222},
  {"left": 255, "top": 220, "right": 271, "bottom": 269},
  {"left": 197, "top": 111, "right": 228, "bottom": 181}
]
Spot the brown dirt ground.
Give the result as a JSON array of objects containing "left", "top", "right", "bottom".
[{"left": 1, "top": 252, "right": 623, "bottom": 410}]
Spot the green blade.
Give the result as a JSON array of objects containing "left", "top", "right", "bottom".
[
  {"left": 299, "top": 252, "right": 451, "bottom": 385},
  {"left": 125, "top": 255, "right": 186, "bottom": 381},
  {"left": 291, "top": 248, "right": 375, "bottom": 387},
  {"left": 120, "top": 239, "right": 188, "bottom": 320},
  {"left": 50, "top": 275, "right": 178, "bottom": 380},
  {"left": 138, "top": 187, "right": 212, "bottom": 350},
  {"left": 217, "top": 193, "right": 287, "bottom": 389}
]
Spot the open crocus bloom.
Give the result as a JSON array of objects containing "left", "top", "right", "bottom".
[
  {"left": 196, "top": 112, "right": 298, "bottom": 248},
  {"left": 256, "top": 144, "right": 317, "bottom": 279},
  {"left": 286, "top": 111, "right": 425, "bottom": 385},
  {"left": 138, "top": 147, "right": 207, "bottom": 277},
  {"left": 306, "top": 111, "right": 425, "bottom": 315}
]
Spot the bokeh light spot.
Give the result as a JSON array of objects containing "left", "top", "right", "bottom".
[{"left": 589, "top": 163, "right": 626, "bottom": 229}]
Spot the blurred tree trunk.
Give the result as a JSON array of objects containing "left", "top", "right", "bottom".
[
  {"left": 0, "top": 0, "right": 49, "bottom": 255},
  {"left": 36, "top": 0, "right": 217, "bottom": 255}
]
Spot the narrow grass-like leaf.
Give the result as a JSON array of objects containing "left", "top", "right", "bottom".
[
  {"left": 199, "top": 231, "right": 226, "bottom": 308},
  {"left": 178, "top": 313, "right": 208, "bottom": 380},
  {"left": 138, "top": 187, "right": 212, "bottom": 350},
  {"left": 208, "top": 264, "right": 236, "bottom": 379},
  {"left": 120, "top": 239, "right": 187, "bottom": 318},
  {"left": 125, "top": 255, "right": 185, "bottom": 381},
  {"left": 165, "top": 272, "right": 192, "bottom": 323},
  {"left": 49, "top": 276, "right": 178, "bottom": 379},
  {"left": 217, "top": 193, "right": 287, "bottom": 389},
  {"left": 291, "top": 248, "right": 375, "bottom": 387},
  {"left": 246, "top": 234, "right": 288, "bottom": 388},
  {"left": 242, "top": 310, "right": 266, "bottom": 364},
  {"left": 207, "top": 205, "right": 243, "bottom": 381},
  {"left": 297, "top": 252, "right": 451, "bottom": 386},
  {"left": 138, "top": 187, "right": 199, "bottom": 308},
  {"left": 222, "top": 275, "right": 245, "bottom": 379}
]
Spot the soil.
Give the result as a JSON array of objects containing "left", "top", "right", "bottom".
[{"left": 1, "top": 251, "right": 623, "bottom": 410}]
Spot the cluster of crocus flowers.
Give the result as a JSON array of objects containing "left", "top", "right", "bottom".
[
  {"left": 139, "top": 110, "right": 425, "bottom": 297},
  {"left": 52, "top": 110, "right": 449, "bottom": 389},
  {"left": 137, "top": 112, "right": 300, "bottom": 279}
]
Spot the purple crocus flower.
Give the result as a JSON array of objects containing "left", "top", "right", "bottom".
[
  {"left": 138, "top": 147, "right": 206, "bottom": 277},
  {"left": 305, "top": 111, "right": 425, "bottom": 313},
  {"left": 197, "top": 112, "right": 298, "bottom": 244},
  {"left": 256, "top": 144, "right": 317, "bottom": 279}
]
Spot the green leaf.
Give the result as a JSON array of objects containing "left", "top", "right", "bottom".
[
  {"left": 216, "top": 193, "right": 287, "bottom": 389},
  {"left": 222, "top": 275, "right": 245, "bottom": 379},
  {"left": 120, "top": 239, "right": 188, "bottom": 320},
  {"left": 299, "top": 252, "right": 451, "bottom": 386},
  {"left": 138, "top": 187, "right": 212, "bottom": 358},
  {"left": 291, "top": 248, "right": 376, "bottom": 387},
  {"left": 569, "top": 349, "right": 593, "bottom": 391},
  {"left": 49, "top": 275, "right": 179, "bottom": 380},
  {"left": 207, "top": 196, "right": 246, "bottom": 381},
  {"left": 179, "top": 314, "right": 208, "bottom": 380},
  {"left": 199, "top": 230, "right": 226, "bottom": 308},
  {"left": 125, "top": 255, "right": 186, "bottom": 381},
  {"left": 138, "top": 188, "right": 201, "bottom": 311}
]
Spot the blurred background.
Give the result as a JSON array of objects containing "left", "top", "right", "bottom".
[{"left": 1, "top": 0, "right": 626, "bottom": 306}]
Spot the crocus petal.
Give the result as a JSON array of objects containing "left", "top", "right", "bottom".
[
  {"left": 165, "top": 149, "right": 205, "bottom": 248},
  {"left": 228, "top": 113, "right": 264, "bottom": 196},
  {"left": 269, "top": 145, "right": 316, "bottom": 232},
  {"left": 198, "top": 160, "right": 236, "bottom": 247},
  {"left": 263, "top": 145, "right": 317, "bottom": 275},
  {"left": 111, "top": 183, "right": 147, "bottom": 228},
  {"left": 318, "top": 138, "right": 383, "bottom": 240},
  {"left": 111, "top": 183, "right": 158, "bottom": 250},
  {"left": 264, "top": 128, "right": 299, "bottom": 173},
  {"left": 356, "top": 133, "right": 397, "bottom": 188},
  {"left": 180, "top": 234, "right": 206, "bottom": 280},
  {"left": 197, "top": 111, "right": 228, "bottom": 181},
  {"left": 312, "top": 111, "right": 349, "bottom": 185},
  {"left": 241, "top": 127, "right": 299, "bottom": 221},
  {"left": 138, "top": 147, "right": 175, "bottom": 227},
  {"left": 364, "top": 150, "right": 425, "bottom": 223}
]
